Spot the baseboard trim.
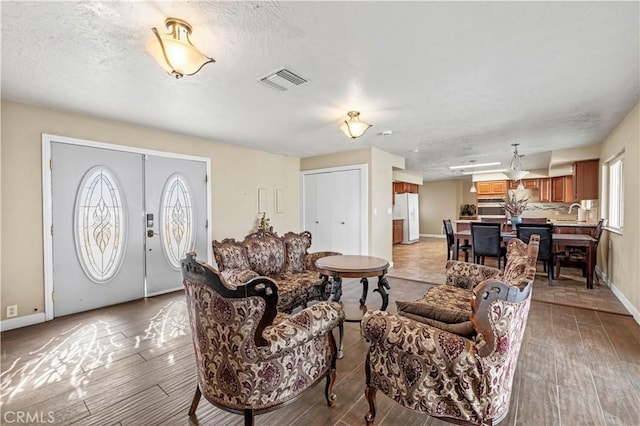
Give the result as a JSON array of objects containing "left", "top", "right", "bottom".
[
  {"left": 421, "top": 234, "right": 445, "bottom": 239},
  {"left": 1, "top": 312, "right": 46, "bottom": 332},
  {"left": 597, "top": 267, "right": 640, "bottom": 325}
]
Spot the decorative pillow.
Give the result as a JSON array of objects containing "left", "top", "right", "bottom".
[
  {"left": 397, "top": 311, "right": 475, "bottom": 337},
  {"left": 444, "top": 260, "right": 501, "bottom": 289},
  {"left": 396, "top": 299, "right": 470, "bottom": 324},
  {"left": 212, "top": 239, "right": 251, "bottom": 270},
  {"left": 282, "top": 231, "right": 312, "bottom": 274}
]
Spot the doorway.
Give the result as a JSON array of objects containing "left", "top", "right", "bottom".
[{"left": 43, "top": 135, "right": 211, "bottom": 318}]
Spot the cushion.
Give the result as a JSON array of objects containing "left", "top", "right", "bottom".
[
  {"left": 396, "top": 299, "right": 470, "bottom": 325},
  {"left": 282, "top": 231, "right": 312, "bottom": 274},
  {"left": 213, "top": 239, "right": 251, "bottom": 270},
  {"left": 397, "top": 311, "right": 475, "bottom": 337},
  {"left": 243, "top": 235, "right": 286, "bottom": 277},
  {"left": 445, "top": 260, "right": 501, "bottom": 289}
]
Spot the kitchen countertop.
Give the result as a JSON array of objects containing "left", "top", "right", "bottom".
[{"left": 453, "top": 219, "right": 597, "bottom": 227}]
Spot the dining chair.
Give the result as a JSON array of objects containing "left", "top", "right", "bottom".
[
  {"left": 521, "top": 217, "right": 548, "bottom": 224},
  {"left": 443, "top": 219, "right": 471, "bottom": 262},
  {"left": 471, "top": 222, "right": 507, "bottom": 269},
  {"left": 555, "top": 219, "right": 606, "bottom": 282},
  {"left": 516, "top": 223, "right": 555, "bottom": 284}
]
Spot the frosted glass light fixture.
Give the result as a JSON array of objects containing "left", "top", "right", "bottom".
[
  {"left": 504, "top": 143, "right": 529, "bottom": 181},
  {"left": 340, "top": 111, "right": 372, "bottom": 139},
  {"left": 147, "top": 18, "right": 215, "bottom": 79},
  {"left": 470, "top": 183, "right": 477, "bottom": 193}
]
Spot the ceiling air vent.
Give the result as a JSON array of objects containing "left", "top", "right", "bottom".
[{"left": 259, "top": 68, "right": 308, "bottom": 91}]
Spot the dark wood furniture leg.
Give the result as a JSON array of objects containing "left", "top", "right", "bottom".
[
  {"left": 364, "top": 355, "right": 377, "bottom": 425},
  {"left": 359, "top": 277, "right": 369, "bottom": 305},
  {"left": 188, "top": 385, "right": 201, "bottom": 416},
  {"left": 244, "top": 410, "right": 255, "bottom": 426},
  {"left": 374, "top": 275, "right": 390, "bottom": 311},
  {"left": 329, "top": 276, "right": 343, "bottom": 302}
]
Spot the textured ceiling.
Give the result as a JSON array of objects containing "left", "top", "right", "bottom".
[{"left": 2, "top": 1, "right": 638, "bottom": 181}]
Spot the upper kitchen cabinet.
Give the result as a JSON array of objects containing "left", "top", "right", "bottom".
[
  {"left": 508, "top": 178, "right": 539, "bottom": 190},
  {"left": 394, "top": 182, "right": 419, "bottom": 194},
  {"left": 572, "top": 159, "right": 599, "bottom": 200},
  {"left": 539, "top": 178, "right": 552, "bottom": 202},
  {"left": 476, "top": 180, "right": 507, "bottom": 196},
  {"left": 552, "top": 176, "right": 577, "bottom": 203}
]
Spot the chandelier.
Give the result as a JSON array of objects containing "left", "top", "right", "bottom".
[
  {"left": 340, "top": 111, "right": 372, "bottom": 139},
  {"left": 147, "top": 18, "right": 215, "bottom": 79},
  {"left": 503, "top": 143, "right": 529, "bottom": 181}
]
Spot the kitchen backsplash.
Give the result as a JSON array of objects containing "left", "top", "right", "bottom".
[{"left": 509, "top": 189, "right": 599, "bottom": 223}]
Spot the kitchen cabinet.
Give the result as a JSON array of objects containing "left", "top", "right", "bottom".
[
  {"left": 551, "top": 176, "right": 577, "bottom": 202},
  {"left": 572, "top": 159, "right": 599, "bottom": 200},
  {"left": 552, "top": 224, "right": 596, "bottom": 237},
  {"left": 509, "top": 178, "right": 539, "bottom": 190},
  {"left": 393, "top": 219, "right": 404, "bottom": 244},
  {"left": 476, "top": 180, "right": 507, "bottom": 196},
  {"left": 539, "top": 178, "right": 552, "bottom": 202},
  {"left": 394, "top": 182, "right": 419, "bottom": 194}
]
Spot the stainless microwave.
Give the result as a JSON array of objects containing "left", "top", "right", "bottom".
[{"left": 477, "top": 198, "right": 505, "bottom": 216}]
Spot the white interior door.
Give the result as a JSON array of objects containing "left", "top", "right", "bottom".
[
  {"left": 144, "top": 155, "right": 208, "bottom": 296},
  {"left": 302, "top": 167, "right": 364, "bottom": 255},
  {"left": 51, "top": 143, "right": 145, "bottom": 316}
]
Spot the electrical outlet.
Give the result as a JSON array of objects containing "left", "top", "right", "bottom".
[{"left": 6, "top": 305, "right": 18, "bottom": 318}]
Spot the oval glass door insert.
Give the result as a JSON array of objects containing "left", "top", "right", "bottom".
[
  {"left": 160, "top": 174, "right": 195, "bottom": 269},
  {"left": 74, "top": 166, "right": 127, "bottom": 283}
]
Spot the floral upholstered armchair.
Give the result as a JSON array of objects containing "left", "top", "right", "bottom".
[
  {"left": 361, "top": 236, "right": 539, "bottom": 426},
  {"left": 181, "top": 252, "right": 345, "bottom": 426}
]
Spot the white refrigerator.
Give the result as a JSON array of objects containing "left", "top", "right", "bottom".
[{"left": 394, "top": 193, "right": 420, "bottom": 244}]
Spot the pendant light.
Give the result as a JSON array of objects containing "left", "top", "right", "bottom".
[{"left": 504, "top": 143, "right": 529, "bottom": 181}]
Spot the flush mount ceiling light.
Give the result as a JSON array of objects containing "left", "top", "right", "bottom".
[
  {"left": 147, "top": 18, "right": 215, "bottom": 79},
  {"left": 340, "top": 111, "right": 372, "bottom": 139},
  {"left": 449, "top": 161, "right": 501, "bottom": 170},
  {"left": 503, "top": 143, "right": 529, "bottom": 181}
]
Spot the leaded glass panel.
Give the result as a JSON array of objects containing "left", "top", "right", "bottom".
[
  {"left": 160, "top": 174, "right": 194, "bottom": 269},
  {"left": 74, "top": 166, "right": 127, "bottom": 283}
]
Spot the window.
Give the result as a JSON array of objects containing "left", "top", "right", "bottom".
[{"left": 606, "top": 152, "right": 624, "bottom": 231}]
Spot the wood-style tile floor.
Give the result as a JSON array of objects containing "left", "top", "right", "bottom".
[
  {"left": 1, "top": 240, "right": 639, "bottom": 425},
  {"left": 389, "top": 237, "right": 631, "bottom": 316}
]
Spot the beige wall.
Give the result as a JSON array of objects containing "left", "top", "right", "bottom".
[
  {"left": 598, "top": 104, "right": 639, "bottom": 317},
  {"left": 420, "top": 180, "right": 467, "bottom": 235},
  {"left": 301, "top": 147, "right": 404, "bottom": 263},
  {"left": 1, "top": 101, "right": 301, "bottom": 320}
]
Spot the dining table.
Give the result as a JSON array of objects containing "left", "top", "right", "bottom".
[{"left": 454, "top": 229, "right": 598, "bottom": 289}]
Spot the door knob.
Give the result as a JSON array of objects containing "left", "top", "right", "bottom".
[{"left": 147, "top": 230, "right": 158, "bottom": 238}]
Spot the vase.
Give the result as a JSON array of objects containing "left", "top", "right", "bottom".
[{"left": 511, "top": 215, "right": 522, "bottom": 230}]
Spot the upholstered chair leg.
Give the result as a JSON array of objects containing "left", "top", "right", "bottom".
[
  {"left": 364, "top": 384, "right": 377, "bottom": 425},
  {"left": 337, "top": 324, "right": 344, "bottom": 359},
  {"left": 243, "top": 410, "right": 255, "bottom": 426},
  {"left": 325, "top": 367, "right": 337, "bottom": 407},
  {"left": 188, "top": 385, "right": 201, "bottom": 416}
]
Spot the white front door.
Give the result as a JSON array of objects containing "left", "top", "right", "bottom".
[
  {"left": 51, "top": 142, "right": 145, "bottom": 316},
  {"left": 48, "top": 138, "right": 210, "bottom": 317},
  {"left": 144, "top": 155, "right": 208, "bottom": 296}
]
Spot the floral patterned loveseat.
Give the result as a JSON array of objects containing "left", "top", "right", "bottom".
[
  {"left": 213, "top": 229, "right": 340, "bottom": 313},
  {"left": 361, "top": 236, "right": 540, "bottom": 426}
]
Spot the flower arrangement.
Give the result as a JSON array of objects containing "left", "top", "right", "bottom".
[
  {"left": 256, "top": 212, "right": 272, "bottom": 232},
  {"left": 502, "top": 191, "right": 529, "bottom": 217}
]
